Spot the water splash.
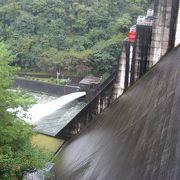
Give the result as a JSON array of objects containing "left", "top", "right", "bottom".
[{"left": 29, "top": 92, "right": 86, "bottom": 123}]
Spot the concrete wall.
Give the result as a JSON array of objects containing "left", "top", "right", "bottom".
[
  {"left": 13, "top": 78, "right": 80, "bottom": 96},
  {"left": 17, "top": 73, "right": 83, "bottom": 86},
  {"left": 135, "top": 26, "right": 152, "bottom": 77},
  {"left": 150, "top": 0, "right": 172, "bottom": 65},
  {"left": 175, "top": 1, "right": 180, "bottom": 46},
  {"left": 150, "top": 0, "right": 179, "bottom": 65},
  {"left": 113, "top": 44, "right": 127, "bottom": 100}
]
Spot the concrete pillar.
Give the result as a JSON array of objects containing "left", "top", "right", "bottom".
[
  {"left": 150, "top": 0, "right": 172, "bottom": 65},
  {"left": 150, "top": 0, "right": 179, "bottom": 65},
  {"left": 128, "top": 44, "right": 133, "bottom": 85},
  {"left": 175, "top": 1, "right": 180, "bottom": 46},
  {"left": 134, "top": 37, "right": 141, "bottom": 81},
  {"left": 101, "top": 95, "right": 108, "bottom": 111},
  {"left": 97, "top": 95, "right": 101, "bottom": 114},
  {"left": 113, "top": 45, "right": 127, "bottom": 100}
]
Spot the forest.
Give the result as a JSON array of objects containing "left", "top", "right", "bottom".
[
  {"left": 0, "top": 0, "right": 152, "bottom": 179},
  {"left": 0, "top": 0, "right": 151, "bottom": 77}
]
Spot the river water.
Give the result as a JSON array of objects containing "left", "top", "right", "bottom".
[{"left": 21, "top": 92, "right": 87, "bottom": 136}]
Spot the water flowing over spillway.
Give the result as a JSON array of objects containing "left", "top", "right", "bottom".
[
  {"left": 29, "top": 92, "right": 86, "bottom": 123},
  {"left": 23, "top": 91, "right": 86, "bottom": 136},
  {"left": 10, "top": 91, "right": 87, "bottom": 136}
]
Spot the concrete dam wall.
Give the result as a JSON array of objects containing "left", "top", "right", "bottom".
[
  {"left": 13, "top": 78, "right": 80, "bottom": 96},
  {"left": 52, "top": 46, "right": 180, "bottom": 179}
]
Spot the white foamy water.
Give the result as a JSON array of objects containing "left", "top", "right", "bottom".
[
  {"left": 9, "top": 91, "right": 87, "bottom": 136},
  {"left": 28, "top": 92, "right": 86, "bottom": 123}
]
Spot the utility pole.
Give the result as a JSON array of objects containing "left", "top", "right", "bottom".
[{"left": 57, "top": 70, "right": 60, "bottom": 84}]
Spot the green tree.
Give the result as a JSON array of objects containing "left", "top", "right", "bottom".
[
  {"left": 0, "top": 42, "right": 50, "bottom": 179},
  {"left": 91, "top": 33, "right": 124, "bottom": 75},
  {"left": 0, "top": 0, "right": 151, "bottom": 75}
]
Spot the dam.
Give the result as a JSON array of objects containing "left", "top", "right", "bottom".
[
  {"left": 20, "top": 0, "right": 180, "bottom": 179},
  {"left": 48, "top": 0, "right": 180, "bottom": 179},
  {"left": 52, "top": 44, "right": 180, "bottom": 180}
]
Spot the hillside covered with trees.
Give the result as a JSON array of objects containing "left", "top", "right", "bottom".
[{"left": 0, "top": 0, "right": 151, "bottom": 77}]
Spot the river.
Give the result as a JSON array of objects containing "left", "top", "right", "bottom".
[{"left": 23, "top": 92, "right": 87, "bottom": 136}]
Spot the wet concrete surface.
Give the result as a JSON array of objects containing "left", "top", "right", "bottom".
[{"left": 51, "top": 46, "right": 180, "bottom": 180}]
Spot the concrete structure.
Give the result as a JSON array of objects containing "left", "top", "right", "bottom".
[
  {"left": 150, "top": 0, "right": 180, "bottom": 65},
  {"left": 113, "top": 25, "right": 152, "bottom": 99},
  {"left": 13, "top": 78, "right": 79, "bottom": 96},
  {"left": 56, "top": 74, "right": 116, "bottom": 140},
  {"left": 46, "top": 1, "right": 180, "bottom": 179},
  {"left": 175, "top": 0, "right": 180, "bottom": 46},
  {"left": 52, "top": 45, "right": 180, "bottom": 180},
  {"left": 113, "top": 0, "right": 180, "bottom": 100},
  {"left": 113, "top": 43, "right": 127, "bottom": 99},
  {"left": 79, "top": 76, "right": 101, "bottom": 93}
]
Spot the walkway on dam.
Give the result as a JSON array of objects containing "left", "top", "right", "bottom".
[{"left": 51, "top": 45, "right": 180, "bottom": 180}]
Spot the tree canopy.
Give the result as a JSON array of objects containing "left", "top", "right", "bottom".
[
  {"left": 0, "top": 0, "right": 151, "bottom": 76},
  {"left": 0, "top": 42, "right": 50, "bottom": 179}
]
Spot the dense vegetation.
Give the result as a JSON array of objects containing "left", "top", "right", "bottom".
[
  {"left": 0, "top": 0, "right": 151, "bottom": 77},
  {"left": 0, "top": 42, "right": 50, "bottom": 179}
]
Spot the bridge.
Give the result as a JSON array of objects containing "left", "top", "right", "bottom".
[{"left": 49, "top": 0, "right": 180, "bottom": 179}]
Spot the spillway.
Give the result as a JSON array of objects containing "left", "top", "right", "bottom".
[
  {"left": 52, "top": 46, "right": 180, "bottom": 179},
  {"left": 34, "top": 101, "right": 86, "bottom": 136},
  {"left": 28, "top": 91, "right": 86, "bottom": 123}
]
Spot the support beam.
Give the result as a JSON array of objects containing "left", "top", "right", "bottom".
[{"left": 175, "top": 0, "right": 180, "bottom": 46}]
